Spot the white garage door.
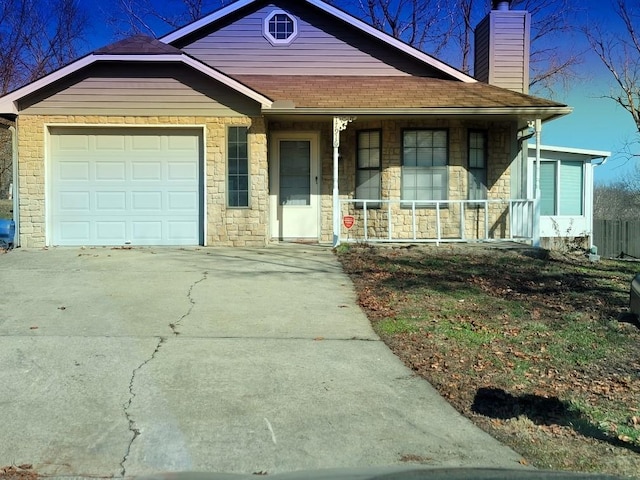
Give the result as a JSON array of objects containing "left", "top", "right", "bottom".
[{"left": 50, "top": 128, "right": 202, "bottom": 246}]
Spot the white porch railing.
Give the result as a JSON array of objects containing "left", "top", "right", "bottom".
[{"left": 339, "top": 199, "right": 535, "bottom": 245}]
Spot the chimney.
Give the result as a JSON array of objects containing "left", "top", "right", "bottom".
[{"left": 474, "top": 0, "right": 531, "bottom": 94}]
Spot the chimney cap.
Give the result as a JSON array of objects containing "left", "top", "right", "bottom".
[{"left": 493, "top": 0, "right": 511, "bottom": 10}]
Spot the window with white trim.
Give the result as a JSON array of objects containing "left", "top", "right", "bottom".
[
  {"left": 535, "top": 160, "right": 584, "bottom": 216},
  {"left": 228, "top": 126, "right": 249, "bottom": 208},
  {"left": 264, "top": 10, "right": 298, "bottom": 45},
  {"left": 468, "top": 130, "right": 487, "bottom": 202},
  {"left": 402, "top": 129, "right": 448, "bottom": 204},
  {"left": 356, "top": 130, "right": 381, "bottom": 208}
]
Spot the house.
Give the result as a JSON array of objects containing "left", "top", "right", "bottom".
[
  {"left": 527, "top": 145, "right": 609, "bottom": 251},
  {"left": 0, "top": 0, "right": 573, "bottom": 248}
]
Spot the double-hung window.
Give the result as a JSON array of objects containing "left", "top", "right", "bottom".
[
  {"left": 468, "top": 130, "right": 488, "bottom": 203},
  {"left": 536, "top": 160, "right": 584, "bottom": 216},
  {"left": 227, "top": 126, "right": 249, "bottom": 208},
  {"left": 402, "top": 129, "right": 448, "bottom": 204},
  {"left": 356, "top": 130, "right": 381, "bottom": 208}
]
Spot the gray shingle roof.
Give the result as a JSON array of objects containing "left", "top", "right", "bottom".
[{"left": 95, "top": 35, "right": 182, "bottom": 55}]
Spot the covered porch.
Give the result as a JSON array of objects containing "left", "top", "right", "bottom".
[
  {"left": 264, "top": 114, "right": 551, "bottom": 248},
  {"left": 338, "top": 198, "right": 534, "bottom": 245}
]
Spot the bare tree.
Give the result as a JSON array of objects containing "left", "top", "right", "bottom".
[
  {"left": 586, "top": 0, "right": 640, "bottom": 136},
  {"left": 594, "top": 179, "right": 640, "bottom": 221},
  {"left": 335, "top": 0, "right": 581, "bottom": 94},
  {"left": 0, "top": 0, "right": 90, "bottom": 95},
  {"left": 515, "top": 0, "right": 582, "bottom": 93},
  {"left": 334, "top": 0, "right": 454, "bottom": 54},
  {"left": 110, "top": 0, "right": 230, "bottom": 38}
]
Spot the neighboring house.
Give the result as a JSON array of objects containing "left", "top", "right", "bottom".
[
  {"left": 527, "top": 145, "right": 610, "bottom": 251},
  {"left": 0, "top": 0, "right": 573, "bottom": 248}
]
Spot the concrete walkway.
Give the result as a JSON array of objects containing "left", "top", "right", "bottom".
[{"left": 0, "top": 245, "right": 524, "bottom": 478}]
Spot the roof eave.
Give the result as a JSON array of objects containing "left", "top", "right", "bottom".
[
  {"left": 160, "top": 0, "right": 256, "bottom": 43},
  {"left": 261, "top": 106, "right": 573, "bottom": 120},
  {"left": 0, "top": 52, "right": 273, "bottom": 114},
  {"left": 527, "top": 144, "right": 611, "bottom": 159}
]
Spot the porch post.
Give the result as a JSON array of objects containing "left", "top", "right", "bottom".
[
  {"left": 332, "top": 116, "right": 355, "bottom": 247},
  {"left": 533, "top": 118, "right": 542, "bottom": 247},
  {"left": 9, "top": 125, "right": 19, "bottom": 247}
]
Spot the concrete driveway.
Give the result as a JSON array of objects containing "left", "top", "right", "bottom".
[{"left": 0, "top": 245, "right": 523, "bottom": 478}]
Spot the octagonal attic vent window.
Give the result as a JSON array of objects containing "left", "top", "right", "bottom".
[{"left": 264, "top": 10, "right": 298, "bottom": 45}]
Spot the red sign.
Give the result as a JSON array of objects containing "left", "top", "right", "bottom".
[{"left": 343, "top": 215, "right": 355, "bottom": 229}]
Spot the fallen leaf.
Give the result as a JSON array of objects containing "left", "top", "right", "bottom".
[{"left": 29, "top": 326, "right": 38, "bottom": 330}]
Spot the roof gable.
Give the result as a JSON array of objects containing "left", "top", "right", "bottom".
[
  {"left": 0, "top": 36, "right": 272, "bottom": 114},
  {"left": 161, "top": 0, "right": 475, "bottom": 82}
]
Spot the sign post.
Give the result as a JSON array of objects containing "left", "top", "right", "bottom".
[{"left": 342, "top": 215, "right": 355, "bottom": 243}]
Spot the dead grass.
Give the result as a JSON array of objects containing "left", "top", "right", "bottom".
[{"left": 338, "top": 243, "right": 640, "bottom": 478}]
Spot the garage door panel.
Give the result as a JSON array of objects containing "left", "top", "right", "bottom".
[
  {"left": 58, "top": 135, "right": 90, "bottom": 151},
  {"left": 132, "top": 162, "right": 162, "bottom": 181},
  {"left": 132, "top": 135, "right": 162, "bottom": 151},
  {"left": 168, "top": 162, "right": 198, "bottom": 180},
  {"left": 168, "top": 192, "right": 198, "bottom": 210},
  {"left": 59, "top": 162, "right": 90, "bottom": 181},
  {"left": 168, "top": 221, "right": 199, "bottom": 240},
  {"left": 95, "top": 135, "right": 125, "bottom": 151},
  {"left": 59, "top": 192, "right": 90, "bottom": 211},
  {"left": 168, "top": 134, "right": 199, "bottom": 150},
  {"left": 96, "top": 192, "right": 127, "bottom": 211},
  {"left": 132, "top": 221, "right": 163, "bottom": 242},
  {"left": 96, "top": 222, "right": 127, "bottom": 241},
  {"left": 59, "top": 222, "right": 91, "bottom": 242},
  {"left": 51, "top": 128, "right": 202, "bottom": 246},
  {"left": 132, "top": 191, "right": 163, "bottom": 211},
  {"left": 96, "top": 162, "right": 126, "bottom": 181}
]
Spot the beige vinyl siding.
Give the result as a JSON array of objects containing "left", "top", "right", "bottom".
[
  {"left": 472, "top": 11, "right": 530, "bottom": 94},
  {"left": 20, "top": 64, "right": 261, "bottom": 116},
  {"left": 179, "top": 2, "right": 443, "bottom": 77}
]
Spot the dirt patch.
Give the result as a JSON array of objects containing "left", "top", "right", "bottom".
[{"left": 0, "top": 465, "right": 38, "bottom": 480}]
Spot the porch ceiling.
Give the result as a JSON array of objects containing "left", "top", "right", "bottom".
[{"left": 235, "top": 75, "right": 571, "bottom": 123}]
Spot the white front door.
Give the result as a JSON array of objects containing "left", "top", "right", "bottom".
[{"left": 270, "top": 132, "right": 319, "bottom": 240}]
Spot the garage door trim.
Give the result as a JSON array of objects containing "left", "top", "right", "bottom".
[{"left": 46, "top": 125, "right": 206, "bottom": 247}]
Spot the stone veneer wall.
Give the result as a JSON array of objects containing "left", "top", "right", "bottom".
[{"left": 17, "top": 115, "right": 268, "bottom": 247}]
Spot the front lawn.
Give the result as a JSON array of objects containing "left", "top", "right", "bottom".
[{"left": 338, "top": 244, "right": 640, "bottom": 478}]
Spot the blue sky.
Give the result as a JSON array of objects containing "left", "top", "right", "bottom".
[
  {"left": 81, "top": 0, "right": 639, "bottom": 186},
  {"left": 537, "top": 0, "right": 640, "bottom": 185}
]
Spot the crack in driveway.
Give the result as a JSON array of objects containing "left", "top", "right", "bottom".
[
  {"left": 120, "top": 272, "right": 208, "bottom": 477},
  {"left": 170, "top": 271, "right": 208, "bottom": 335},
  {"left": 120, "top": 336, "right": 166, "bottom": 478}
]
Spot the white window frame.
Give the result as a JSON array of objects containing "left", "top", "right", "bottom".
[
  {"left": 536, "top": 160, "right": 585, "bottom": 216},
  {"left": 227, "top": 126, "right": 250, "bottom": 208},
  {"left": 468, "top": 130, "right": 488, "bottom": 203},
  {"left": 356, "top": 129, "right": 382, "bottom": 208},
  {"left": 263, "top": 10, "right": 298, "bottom": 45},
  {"left": 401, "top": 129, "right": 449, "bottom": 206}
]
